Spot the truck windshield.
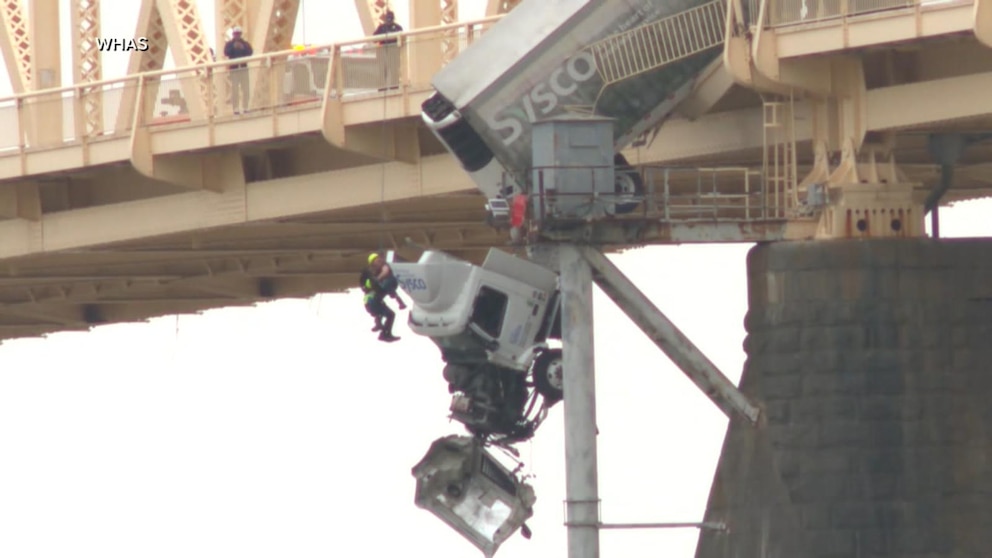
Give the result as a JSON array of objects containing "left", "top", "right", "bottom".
[{"left": 471, "top": 286, "right": 508, "bottom": 338}]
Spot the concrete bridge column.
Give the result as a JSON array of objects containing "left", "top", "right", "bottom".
[{"left": 696, "top": 238, "right": 992, "bottom": 558}]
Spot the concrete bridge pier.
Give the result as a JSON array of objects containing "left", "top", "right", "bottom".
[{"left": 695, "top": 238, "right": 992, "bottom": 558}]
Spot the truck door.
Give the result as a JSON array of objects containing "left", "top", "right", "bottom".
[{"left": 468, "top": 286, "right": 509, "bottom": 348}]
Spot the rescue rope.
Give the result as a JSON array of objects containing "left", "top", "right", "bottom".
[
  {"left": 376, "top": 5, "right": 394, "bottom": 254},
  {"left": 378, "top": 76, "right": 388, "bottom": 253}
]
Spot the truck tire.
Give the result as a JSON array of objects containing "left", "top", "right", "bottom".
[
  {"left": 614, "top": 153, "right": 644, "bottom": 215},
  {"left": 532, "top": 349, "right": 564, "bottom": 404}
]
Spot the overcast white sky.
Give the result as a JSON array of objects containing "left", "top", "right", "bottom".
[{"left": 0, "top": 2, "right": 990, "bottom": 558}]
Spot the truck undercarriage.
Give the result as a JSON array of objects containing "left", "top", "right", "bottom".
[{"left": 442, "top": 347, "right": 562, "bottom": 448}]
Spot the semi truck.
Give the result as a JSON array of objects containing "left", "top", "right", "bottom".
[
  {"left": 420, "top": 0, "right": 726, "bottom": 217},
  {"left": 390, "top": 248, "right": 562, "bottom": 445},
  {"left": 404, "top": 3, "right": 727, "bottom": 550}
]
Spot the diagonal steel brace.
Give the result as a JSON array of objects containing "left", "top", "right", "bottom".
[{"left": 578, "top": 245, "right": 761, "bottom": 424}]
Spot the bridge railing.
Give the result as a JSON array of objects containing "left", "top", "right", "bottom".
[
  {"left": 520, "top": 164, "right": 770, "bottom": 227},
  {"left": 745, "top": 0, "right": 972, "bottom": 27},
  {"left": 0, "top": 15, "right": 505, "bottom": 153}
]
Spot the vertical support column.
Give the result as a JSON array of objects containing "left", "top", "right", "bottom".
[
  {"left": 0, "top": 0, "right": 31, "bottom": 92},
  {"left": 71, "top": 0, "right": 101, "bottom": 139},
  {"left": 408, "top": 0, "right": 441, "bottom": 88},
  {"left": 558, "top": 244, "right": 601, "bottom": 558},
  {"left": 28, "top": 0, "right": 61, "bottom": 146}
]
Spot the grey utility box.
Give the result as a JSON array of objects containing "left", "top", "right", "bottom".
[{"left": 531, "top": 115, "right": 616, "bottom": 220}]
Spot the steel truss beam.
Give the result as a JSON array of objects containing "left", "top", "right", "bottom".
[
  {"left": 0, "top": 0, "right": 30, "bottom": 92},
  {"left": 356, "top": 0, "right": 391, "bottom": 36},
  {"left": 115, "top": 0, "right": 168, "bottom": 132},
  {"left": 156, "top": 0, "right": 212, "bottom": 120},
  {"left": 252, "top": 0, "right": 298, "bottom": 52},
  {"left": 114, "top": 0, "right": 212, "bottom": 128},
  {"left": 578, "top": 245, "right": 761, "bottom": 424},
  {"left": 71, "top": 0, "right": 101, "bottom": 137},
  {"left": 440, "top": 0, "right": 458, "bottom": 64},
  {"left": 216, "top": 0, "right": 251, "bottom": 53},
  {"left": 215, "top": 0, "right": 253, "bottom": 113},
  {"left": 250, "top": 0, "right": 299, "bottom": 110},
  {"left": 485, "top": 0, "right": 520, "bottom": 16}
]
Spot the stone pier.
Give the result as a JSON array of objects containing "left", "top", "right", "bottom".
[{"left": 695, "top": 239, "right": 992, "bottom": 558}]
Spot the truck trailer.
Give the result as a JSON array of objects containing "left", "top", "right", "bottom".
[{"left": 420, "top": 0, "right": 725, "bottom": 215}]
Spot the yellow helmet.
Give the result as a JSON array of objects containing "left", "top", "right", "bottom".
[{"left": 368, "top": 252, "right": 380, "bottom": 265}]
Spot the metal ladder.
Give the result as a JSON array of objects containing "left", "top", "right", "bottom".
[{"left": 762, "top": 95, "right": 798, "bottom": 219}]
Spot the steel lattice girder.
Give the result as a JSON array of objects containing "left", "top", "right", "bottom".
[
  {"left": 157, "top": 0, "right": 212, "bottom": 120},
  {"left": 356, "top": 0, "right": 391, "bottom": 36},
  {"left": 249, "top": 0, "right": 299, "bottom": 110},
  {"left": 114, "top": 0, "right": 168, "bottom": 132},
  {"left": 485, "top": 0, "right": 520, "bottom": 16},
  {"left": 0, "top": 0, "right": 30, "bottom": 91},
  {"left": 440, "top": 0, "right": 458, "bottom": 63},
  {"left": 71, "top": 0, "right": 102, "bottom": 137}
]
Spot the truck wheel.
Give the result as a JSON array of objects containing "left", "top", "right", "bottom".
[
  {"left": 533, "top": 349, "right": 564, "bottom": 404},
  {"left": 614, "top": 153, "right": 643, "bottom": 214}
]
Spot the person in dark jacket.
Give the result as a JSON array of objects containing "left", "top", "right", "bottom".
[
  {"left": 223, "top": 26, "right": 253, "bottom": 114},
  {"left": 361, "top": 252, "right": 405, "bottom": 342},
  {"left": 373, "top": 11, "right": 403, "bottom": 90}
]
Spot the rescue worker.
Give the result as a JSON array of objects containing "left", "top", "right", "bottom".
[
  {"left": 373, "top": 10, "right": 403, "bottom": 90},
  {"left": 372, "top": 253, "right": 407, "bottom": 309},
  {"left": 360, "top": 252, "right": 404, "bottom": 342},
  {"left": 223, "top": 26, "right": 253, "bottom": 114}
]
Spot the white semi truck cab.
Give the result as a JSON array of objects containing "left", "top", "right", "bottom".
[{"left": 391, "top": 248, "right": 563, "bottom": 443}]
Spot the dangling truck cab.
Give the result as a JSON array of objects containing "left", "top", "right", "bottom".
[{"left": 391, "top": 248, "right": 562, "bottom": 445}]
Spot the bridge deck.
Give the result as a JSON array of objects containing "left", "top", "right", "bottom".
[{"left": 0, "top": 5, "right": 989, "bottom": 341}]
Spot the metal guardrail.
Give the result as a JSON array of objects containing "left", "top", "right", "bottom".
[
  {"left": 746, "top": 0, "right": 972, "bottom": 28},
  {"left": 516, "top": 165, "right": 769, "bottom": 226},
  {"left": 586, "top": 0, "right": 726, "bottom": 86},
  {"left": 0, "top": 15, "right": 504, "bottom": 153}
]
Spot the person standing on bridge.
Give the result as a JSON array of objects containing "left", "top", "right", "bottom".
[
  {"left": 373, "top": 10, "right": 403, "bottom": 90},
  {"left": 360, "top": 252, "right": 405, "bottom": 342},
  {"left": 224, "top": 26, "right": 253, "bottom": 115}
]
